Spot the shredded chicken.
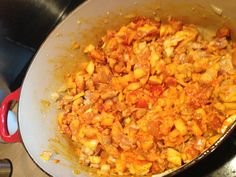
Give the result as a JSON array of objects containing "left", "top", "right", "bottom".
[{"left": 56, "top": 17, "right": 236, "bottom": 176}]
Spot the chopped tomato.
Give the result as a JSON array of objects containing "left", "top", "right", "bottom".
[
  {"left": 148, "top": 84, "right": 164, "bottom": 97},
  {"left": 165, "top": 76, "right": 177, "bottom": 87},
  {"left": 136, "top": 99, "right": 148, "bottom": 108}
]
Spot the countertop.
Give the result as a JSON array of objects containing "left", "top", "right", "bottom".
[{"left": 0, "top": 143, "right": 48, "bottom": 177}]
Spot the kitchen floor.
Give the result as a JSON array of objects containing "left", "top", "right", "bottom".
[{"left": 0, "top": 143, "right": 48, "bottom": 177}]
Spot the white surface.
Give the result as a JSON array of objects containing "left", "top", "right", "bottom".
[{"left": 18, "top": 0, "right": 236, "bottom": 177}]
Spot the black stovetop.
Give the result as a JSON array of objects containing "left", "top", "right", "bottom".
[
  {"left": 0, "top": 1, "right": 235, "bottom": 177},
  {"left": 0, "top": 0, "right": 84, "bottom": 91}
]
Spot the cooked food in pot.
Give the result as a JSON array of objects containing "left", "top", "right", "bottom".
[{"left": 56, "top": 17, "right": 236, "bottom": 176}]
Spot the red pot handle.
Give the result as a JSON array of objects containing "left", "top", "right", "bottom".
[{"left": 0, "top": 88, "right": 21, "bottom": 143}]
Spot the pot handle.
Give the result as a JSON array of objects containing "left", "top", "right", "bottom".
[{"left": 0, "top": 88, "right": 21, "bottom": 143}]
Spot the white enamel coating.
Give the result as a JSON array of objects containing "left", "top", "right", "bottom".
[{"left": 18, "top": 0, "right": 236, "bottom": 177}]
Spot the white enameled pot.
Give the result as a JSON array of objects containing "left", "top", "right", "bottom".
[{"left": 1, "top": 0, "right": 236, "bottom": 176}]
